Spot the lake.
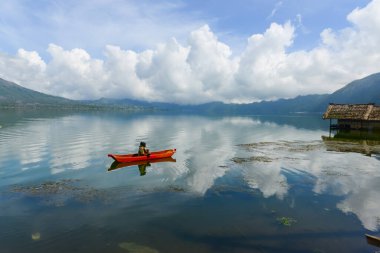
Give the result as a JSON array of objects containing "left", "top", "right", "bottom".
[{"left": 1, "top": 110, "right": 380, "bottom": 253}]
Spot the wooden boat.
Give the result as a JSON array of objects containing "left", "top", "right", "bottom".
[
  {"left": 108, "top": 149, "right": 176, "bottom": 163},
  {"left": 108, "top": 157, "right": 176, "bottom": 171},
  {"left": 366, "top": 234, "right": 380, "bottom": 247}
]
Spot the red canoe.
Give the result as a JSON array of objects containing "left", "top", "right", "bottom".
[
  {"left": 108, "top": 149, "right": 176, "bottom": 163},
  {"left": 108, "top": 157, "right": 176, "bottom": 171}
]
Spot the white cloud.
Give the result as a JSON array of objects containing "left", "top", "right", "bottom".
[
  {"left": 187, "top": 25, "right": 238, "bottom": 101},
  {"left": 1, "top": 0, "right": 380, "bottom": 103},
  {"left": 46, "top": 44, "right": 106, "bottom": 99},
  {"left": 104, "top": 45, "right": 152, "bottom": 100},
  {"left": 0, "top": 49, "right": 48, "bottom": 92},
  {"left": 267, "top": 1, "right": 283, "bottom": 20},
  {"left": 235, "top": 22, "right": 297, "bottom": 101}
]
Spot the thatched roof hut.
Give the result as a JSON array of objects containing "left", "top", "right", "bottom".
[{"left": 323, "top": 103, "right": 380, "bottom": 121}]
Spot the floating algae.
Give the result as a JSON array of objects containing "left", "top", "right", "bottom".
[
  {"left": 119, "top": 242, "right": 159, "bottom": 253},
  {"left": 231, "top": 156, "right": 274, "bottom": 164},
  {"left": 167, "top": 185, "right": 186, "bottom": 192},
  {"left": 12, "top": 179, "right": 81, "bottom": 195},
  {"left": 10, "top": 179, "right": 112, "bottom": 206},
  {"left": 277, "top": 217, "right": 297, "bottom": 227},
  {"left": 235, "top": 140, "right": 325, "bottom": 164},
  {"left": 321, "top": 169, "right": 350, "bottom": 177},
  {"left": 31, "top": 232, "right": 41, "bottom": 240},
  {"left": 237, "top": 141, "right": 324, "bottom": 152},
  {"left": 287, "top": 142, "right": 324, "bottom": 152},
  {"left": 237, "top": 141, "right": 278, "bottom": 150}
]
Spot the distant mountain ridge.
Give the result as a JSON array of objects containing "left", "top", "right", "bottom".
[
  {"left": 1, "top": 72, "right": 379, "bottom": 113},
  {"left": 0, "top": 78, "right": 145, "bottom": 111},
  {"left": 0, "top": 78, "right": 74, "bottom": 106},
  {"left": 327, "top": 72, "right": 380, "bottom": 104}
]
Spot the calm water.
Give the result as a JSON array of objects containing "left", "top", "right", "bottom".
[{"left": 1, "top": 110, "right": 380, "bottom": 253}]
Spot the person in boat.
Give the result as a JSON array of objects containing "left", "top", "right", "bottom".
[{"left": 138, "top": 141, "right": 150, "bottom": 156}]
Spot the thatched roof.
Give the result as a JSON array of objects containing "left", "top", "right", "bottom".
[{"left": 323, "top": 103, "right": 380, "bottom": 121}]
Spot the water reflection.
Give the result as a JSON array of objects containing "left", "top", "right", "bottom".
[
  {"left": 322, "top": 130, "right": 380, "bottom": 156},
  {"left": 320, "top": 130, "right": 380, "bottom": 232},
  {"left": 234, "top": 139, "right": 380, "bottom": 232},
  {"left": 1, "top": 111, "right": 380, "bottom": 252},
  {"left": 108, "top": 157, "right": 177, "bottom": 175},
  {"left": 366, "top": 234, "right": 380, "bottom": 248},
  {"left": 241, "top": 158, "right": 289, "bottom": 200}
]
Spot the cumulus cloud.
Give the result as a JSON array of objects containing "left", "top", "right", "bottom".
[
  {"left": 1, "top": 0, "right": 380, "bottom": 103},
  {"left": 235, "top": 22, "right": 297, "bottom": 101},
  {"left": 0, "top": 49, "right": 48, "bottom": 92}
]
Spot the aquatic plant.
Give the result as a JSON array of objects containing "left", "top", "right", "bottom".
[
  {"left": 10, "top": 179, "right": 111, "bottom": 206},
  {"left": 231, "top": 156, "right": 274, "bottom": 164},
  {"left": 31, "top": 232, "right": 41, "bottom": 240},
  {"left": 276, "top": 216, "right": 297, "bottom": 227},
  {"left": 119, "top": 242, "right": 159, "bottom": 253}
]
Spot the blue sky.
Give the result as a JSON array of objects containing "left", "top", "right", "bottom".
[
  {"left": 0, "top": 0, "right": 371, "bottom": 56},
  {"left": 0, "top": 0, "right": 379, "bottom": 103},
  {"left": 181, "top": 0, "right": 371, "bottom": 50}
]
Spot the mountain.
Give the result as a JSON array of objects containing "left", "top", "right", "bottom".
[
  {"left": 86, "top": 94, "right": 329, "bottom": 114},
  {"left": 88, "top": 72, "right": 380, "bottom": 114},
  {"left": 0, "top": 78, "right": 146, "bottom": 111},
  {"left": 1, "top": 71, "right": 379, "bottom": 113},
  {"left": 327, "top": 72, "right": 380, "bottom": 104},
  {"left": 197, "top": 94, "right": 329, "bottom": 114},
  {"left": 201, "top": 72, "right": 380, "bottom": 114},
  {"left": 0, "top": 78, "right": 75, "bottom": 106}
]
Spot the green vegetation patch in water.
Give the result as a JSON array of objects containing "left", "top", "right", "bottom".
[
  {"left": 231, "top": 156, "right": 274, "bottom": 164},
  {"left": 10, "top": 179, "right": 111, "bottom": 206},
  {"left": 276, "top": 216, "right": 297, "bottom": 227},
  {"left": 119, "top": 242, "right": 159, "bottom": 253},
  {"left": 237, "top": 141, "right": 324, "bottom": 152}
]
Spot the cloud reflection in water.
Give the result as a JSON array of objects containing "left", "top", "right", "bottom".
[
  {"left": 1, "top": 113, "right": 380, "bottom": 232},
  {"left": 235, "top": 140, "right": 380, "bottom": 231}
]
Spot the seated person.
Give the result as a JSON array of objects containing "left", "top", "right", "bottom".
[{"left": 138, "top": 142, "right": 150, "bottom": 156}]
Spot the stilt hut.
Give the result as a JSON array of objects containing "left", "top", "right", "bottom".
[{"left": 323, "top": 103, "right": 380, "bottom": 130}]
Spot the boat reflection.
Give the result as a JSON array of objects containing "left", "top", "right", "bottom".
[
  {"left": 366, "top": 234, "right": 380, "bottom": 248},
  {"left": 322, "top": 130, "right": 380, "bottom": 156},
  {"left": 108, "top": 157, "right": 176, "bottom": 175}
]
